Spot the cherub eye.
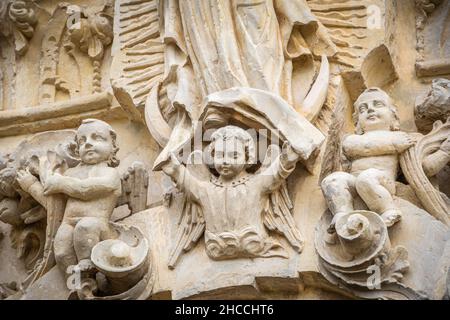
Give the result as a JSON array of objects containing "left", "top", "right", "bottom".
[
  {"left": 92, "top": 133, "right": 105, "bottom": 141},
  {"left": 374, "top": 100, "right": 385, "bottom": 107},
  {"left": 359, "top": 104, "right": 368, "bottom": 112}
]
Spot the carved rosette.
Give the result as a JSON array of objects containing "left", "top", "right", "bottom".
[
  {"left": 0, "top": 0, "right": 37, "bottom": 55},
  {"left": 315, "top": 210, "right": 410, "bottom": 294}
]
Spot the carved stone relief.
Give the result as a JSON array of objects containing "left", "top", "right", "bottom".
[
  {"left": 0, "top": 0, "right": 38, "bottom": 111},
  {"left": 0, "top": 0, "right": 449, "bottom": 301},
  {"left": 40, "top": 2, "right": 113, "bottom": 104},
  {"left": 415, "top": 0, "right": 450, "bottom": 77},
  {"left": 0, "top": 120, "right": 154, "bottom": 300},
  {"left": 162, "top": 125, "right": 305, "bottom": 268},
  {"left": 317, "top": 86, "right": 450, "bottom": 299},
  {"left": 0, "top": 0, "right": 37, "bottom": 56}
]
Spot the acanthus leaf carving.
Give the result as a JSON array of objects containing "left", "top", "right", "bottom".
[{"left": 400, "top": 118, "right": 450, "bottom": 226}]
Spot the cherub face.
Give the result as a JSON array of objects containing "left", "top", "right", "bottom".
[
  {"left": 356, "top": 93, "right": 395, "bottom": 132},
  {"left": 76, "top": 122, "right": 114, "bottom": 165},
  {"left": 213, "top": 138, "right": 246, "bottom": 180}
]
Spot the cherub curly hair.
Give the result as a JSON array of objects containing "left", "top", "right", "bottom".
[
  {"left": 74, "top": 119, "right": 120, "bottom": 167},
  {"left": 206, "top": 125, "right": 256, "bottom": 168},
  {"left": 353, "top": 87, "right": 400, "bottom": 134}
]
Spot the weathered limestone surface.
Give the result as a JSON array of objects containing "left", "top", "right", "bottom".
[{"left": 0, "top": 0, "right": 449, "bottom": 300}]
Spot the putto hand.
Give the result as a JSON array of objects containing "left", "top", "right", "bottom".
[
  {"left": 393, "top": 132, "right": 415, "bottom": 153},
  {"left": 161, "top": 152, "right": 182, "bottom": 178},
  {"left": 16, "top": 168, "right": 38, "bottom": 191},
  {"left": 43, "top": 173, "right": 61, "bottom": 195}
]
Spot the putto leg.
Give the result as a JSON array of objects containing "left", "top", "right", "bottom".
[
  {"left": 321, "top": 171, "right": 357, "bottom": 232},
  {"left": 355, "top": 168, "right": 401, "bottom": 226}
]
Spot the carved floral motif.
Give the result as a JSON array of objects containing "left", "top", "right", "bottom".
[{"left": 64, "top": 4, "right": 113, "bottom": 93}]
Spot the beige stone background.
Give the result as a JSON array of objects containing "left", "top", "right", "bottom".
[{"left": 0, "top": 0, "right": 449, "bottom": 299}]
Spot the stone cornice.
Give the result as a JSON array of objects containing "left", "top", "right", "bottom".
[{"left": 0, "top": 92, "right": 127, "bottom": 137}]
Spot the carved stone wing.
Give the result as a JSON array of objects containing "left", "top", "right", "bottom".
[
  {"left": 22, "top": 151, "right": 69, "bottom": 288},
  {"left": 264, "top": 181, "right": 304, "bottom": 253},
  {"left": 11, "top": 131, "right": 78, "bottom": 288},
  {"left": 167, "top": 198, "right": 205, "bottom": 269},
  {"left": 318, "top": 78, "right": 351, "bottom": 182},
  {"left": 167, "top": 151, "right": 208, "bottom": 269},
  {"left": 400, "top": 118, "right": 450, "bottom": 226},
  {"left": 118, "top": 162, "right": 149, "bottom": 214},
  {"left": 111, "top": 0, "right": 164, "bottom": 121},
  {"left": 260, "top": 145, "right": 304, "bottom": 253}
]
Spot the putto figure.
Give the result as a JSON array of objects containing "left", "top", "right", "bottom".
[
  {"left": 321, "top": 88, "right": 450, "bottom": 231},
  {"left": 161, "top": 125, "right": 304, "bottom": 268},
  {"left": 17, "top": 119, "right": 122, "bottom": 274}
]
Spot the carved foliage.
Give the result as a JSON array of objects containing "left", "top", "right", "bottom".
[
  {"left": 63, "top": 4, "right": 113, "bottom": 93},
  {"left": 0, "top": 0, "right": 37, "bottom": 55},
  {"left": 400, "top": 118, "right": 450, "bottom": 226},
  {"left": 39, "top": 3, "right": 113, "bottom": 104},
  {"left": 0, "top": 153, "right": 46, "bottom": 275}
]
